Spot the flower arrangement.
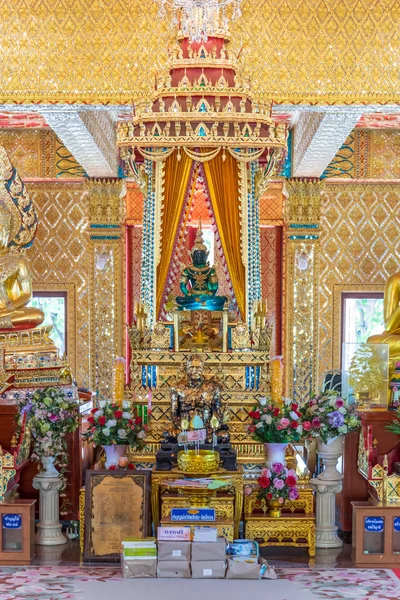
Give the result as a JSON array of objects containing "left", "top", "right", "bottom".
[
  {"left": 248, "top": 398, "right": 304, "bottom": 443},
  {"left": 300, "top": 390, "right": 360, "bottom": 444},
  {"left": 16, "top": 386, "right": 79, "bottom": 514},
  {"left": 257, "top": 462, "right": 299, "bottom": 505},
  {"left": 108, "top": 463, "right": 136, "bottom": 471},
  {"left": 82, "top": 400, "right": 147, "bottom": 448},
  {"left": 17, "top": 387, "right": 78, "bottom": 466}
]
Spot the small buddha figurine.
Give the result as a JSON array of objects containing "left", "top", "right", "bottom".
[
  {"left": 171, "top": 353, "right": 226, "bottom": 441},
  {"left": 0, "top": 204, "right": 44, "bottom": 330},
  {"left": 176, "top": 220, "right": 227, "bottom": 311},
  {"left": 368, "top": 272, "right": 400, "bottom": 374}
]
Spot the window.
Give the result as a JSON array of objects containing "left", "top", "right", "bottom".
[
  {"left": 28, "top": 292, "right": 67, "bottom": 356},
  {"left": 342, "top": 293, "right": 384, "bottom": 346}
]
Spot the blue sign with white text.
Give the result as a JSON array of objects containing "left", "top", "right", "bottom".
[
  {"left": 2, "top": 514, "right": 22, "bottom": 529},
  {"left": 364, "top": 517, "right": 384, "bottom": 532},
  {"left": 171, "top": 508, "right": 216, "bottom": 522},
  {"left": 394, "top": 517, "right": 400, "bottom": 532}
]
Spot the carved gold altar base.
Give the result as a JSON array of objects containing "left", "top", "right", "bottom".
[
  {"left": 0, "top": 326, "right": 71, "bottom": 394},
  {"left": 245, "top": 514, "right": 316, "bottom": 558},
  {"left": 151, "top": 468, "right": 243, "bottom": 539}
]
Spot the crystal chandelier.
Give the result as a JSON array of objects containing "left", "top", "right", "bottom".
[{"left": 157, "top": 0, "right": 242, "bottom": 42}]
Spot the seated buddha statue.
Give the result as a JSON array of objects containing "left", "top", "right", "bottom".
[
  {"left": 176, "top": 221, "right": 227, "bottom": 311},
  {"left": 368, "top": 272, "right": 400, "bottom": 373},
  {"left": 0, "top": 204, "right": 44, "bottom": 330},
  {"left": 171, "top": 353, "right": 227, "bottom": 442}
]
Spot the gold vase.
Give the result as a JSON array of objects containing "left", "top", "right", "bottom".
[
  {"left": 177, "top": 450, "right": 220, "bottom": 475},
  {"left": 182, "top": 487, "right": 216, "bottom": 507},
  {"left": 267, "top": 499, "right": 282, "bottom": 518}
]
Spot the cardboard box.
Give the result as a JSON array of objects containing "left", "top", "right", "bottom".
[
  {"left": 158, "top": 541, "right": 191, "bottom": 562},
  {"left": 157, "top": 560, "right": 191, "bottom": 578},
  {"left": 191, "top": 539, "right": 226, "bottom": 562},
  {"left": 193, "top": 526, "right": 218, "bottom": 543},
  {"left": 226, "top": 557, "right": 260, "bottom": 579},
  {"left": 122, "top": 555, "right": 157, "bottom": 578},
  {"left": 191, "top": 560, "right": 226, "bottom": 579},
  {"left": 157, "top": 526, "right": 191, "bottom": 541}
]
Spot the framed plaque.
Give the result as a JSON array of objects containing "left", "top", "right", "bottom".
[{"left": 84, "top": 470, "right": 150, "bottom": 562}]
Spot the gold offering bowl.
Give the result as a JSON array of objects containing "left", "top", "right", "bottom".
[
  {"left": 181, "top": 487, "right": 216, "bottom": 507},
  {"left": 177, "top": 450, "right": 220, "bottom": 475}
]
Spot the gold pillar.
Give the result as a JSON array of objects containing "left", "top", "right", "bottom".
[
  {"left": 88, "top": 179, "right": 126, "bottom": 398},
  {"left": 284, "top": 179, "right": 323, "bottom": 403}
]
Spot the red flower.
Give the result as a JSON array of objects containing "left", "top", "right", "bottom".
[
  {"left": 248, "top": 425, "right": 256, "bottom": 433},
  {"left": 98, "top": 416, "right": 106, "bottom": 426},
  {"left": 291, "top": 403, "right": 298, "bottom": 411},
  {"left": 273, "top": 408, "right": 280, "bottom": 417},
  {"left": 277, "top": 425, "right": 282, "bottom": 430},
  {"left": 303, "top": 421, "right": 311, "bottom": 431},
  {"left": 91, "top": 408, "right": 99, "bottom": 414},
  {"left": 311, "top": 417, "right": 321, "bottom": 428},
  {"left": 128, "top": 419, "right": 133, "bottom": 425},
  {"left": 286, "top": 475, "right": 297, "bottom": 487},
  {"left": 87, "top": 416, "right": 95, "bottom": 424},
  {"left": 143, "top": 424, "right": 149, "bottom": 432},
  {"left": 249, "top": 410, "right": 261, "bottom": 420},
  {"left": 114, "top": 410, "right": 123, "bottom": 419},
  {"left": 135, "top": 416, "right": 142, "bottom": 425},
  {"left": 267, "top": 492, "right": 273, "bottom": 500},
  {"left": 108, "top": 465, "right": 117, "bottom": 470},
  {"left": 258, "top": 476, "right": 270, "bottom": 489},
  {"left": 290, "top": 421, "right": 298, "bottom": 429},
  {"left": 128, "top": 463, "right": 136, "bottom": 470}
]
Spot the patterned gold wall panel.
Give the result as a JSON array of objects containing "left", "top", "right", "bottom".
[
  {"left": 0, "top": 0, "right": 398, "bottom": 104},
  {"left": 369, "top": 131, "right": 400, "bottom": 179},
  {"left": 318, "top": 183, "right": 400, "bottom": 382},
  {"left": 0, "top": 129, "right": 85, "bottom": 178},
  {"left": 260, "top": 227, "right": 283, "bottom": 358},
  {"left": 25, "top": 182, "right": 90, "bottom": 387}
]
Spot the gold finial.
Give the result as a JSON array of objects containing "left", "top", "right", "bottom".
[{"left": 192, "top": 220, "right": 208, "bottom": 253}]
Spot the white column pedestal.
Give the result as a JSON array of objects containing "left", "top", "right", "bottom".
[
  {"left": 310, "top": 478, "right": 343, "bottom": 549},
  {"left": 33, "top": 474, "right": 67, "bottom": 546}
]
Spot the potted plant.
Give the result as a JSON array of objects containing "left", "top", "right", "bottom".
[
  {"left": 248, "top": 398, "right": 304, "bottom": 465},
  {"left": 82, "top": 400, "right": 146, "bottom": 468},
  {"left": 301, "top": 390, "right": 360, "bottom": 480},
  {"left": 257, "top": 463, "right": 299, "bottom": 517}
]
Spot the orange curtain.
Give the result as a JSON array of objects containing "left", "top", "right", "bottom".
[
  {"left": 156, "top": 152, "right": 193, "bottom": 317},
  {"left": 202, "top": 151, "right": 246, "bottom": 319}
]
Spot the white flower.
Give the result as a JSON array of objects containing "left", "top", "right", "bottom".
[
  {"left": 297, "top": 424, "right": 303, "bottom": 434},
  {"left": 122, "top": 412, "right": 131, "bottom": 419},
  {"left": 261, "top": 414, "right": 272, "bottom": 424},
  {"left": 122, "top": 400, "right": 130, "bottom": 409},
  {"left": 255, "top": 422, "right": 264, "bottom": 429},
  {"left": 117, "top": 429, "right": 127, "bottom": 439},
  {"left": 283, "top": 397, "right": 292, "bottom": 407},
  {"left": 137, "top": 430, "right": 146, "bottom": 439},
  {"left": 103, "top": 428, "right": 110, "bottom": 436},
  {"left": 99, "top": 400, "right": 107, "bottom": 408},
  {"left": 338, "top": 425, "right": 348, "bottom": 434},
  {"left": 96, "top": 410, "right": 104, "bottom": 417},
  {"left": 329, "top": 397, "right": 338, "bottom": 407},
  {"left": 338, "top": 407, "right": 346, "bottom": 414},
  {"left": 290, "top": 411, "right": 300, "bottom": 421},
  {"left": 258, "top": 397, "right": 267, "bottom": 407},
  {"left": 106, "top": 419, "right": 116, "bottom": 428}
]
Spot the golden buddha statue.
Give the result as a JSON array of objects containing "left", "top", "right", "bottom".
[
  {"left": 0, "top": 204, "right": 44, "bottom": 330},
  {"left": 171, "top": 354, "right": 227, "bottom": 441},
  {"left": 368, "top": 273, "right": 400, "bottom": 373}
]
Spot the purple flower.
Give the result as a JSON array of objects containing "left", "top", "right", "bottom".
[
  {"left": 272, "top": 462, "right": 284, "bottom": 474},
  {"left": 288, "top": 487, "right": 299, "bottom": 500},
  {"left": 49, "top": 415, "right": 59, "bottom": 422},
  {"left": 336, "top": 398, "right": 344, "bottom": 408},
  {"left": 328, "top": 410, "right": 345, "bottom": 428},
  {"left": 273, "top": 478, "right": 284, "bottom": 490}
]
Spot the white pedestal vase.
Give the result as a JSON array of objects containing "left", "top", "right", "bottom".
[
  {"left": 33, "top": 458, "right": 67, "bottom": 546},
  {"left": 264, "top": 443, "right": 287, "bottom": 466},
  {"left": 310, "top": 478, "right": 343, "bottom": 548},
  {"left": 103, "top": 444, "right": 127, "bottom": 469},
  {"left": 317, "top": 435, "right": 344, "bottom": 481}
]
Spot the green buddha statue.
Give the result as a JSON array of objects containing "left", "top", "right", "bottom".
[{"left": 176, "top": 221, "right": 227, "bottom": 311}]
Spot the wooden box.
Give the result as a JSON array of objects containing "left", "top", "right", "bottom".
[
  {"left": 352, "top": 500, "right": 400, "bottom": 565},
  {"left": 0, "top": 499, "right": 35, "bottom": 565}
]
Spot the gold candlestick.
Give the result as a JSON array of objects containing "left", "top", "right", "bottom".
[
  {"left": 271, "top": 356, "right": 283, "bottom": 406},
  {"left": 113, "top": 357, "right": 126, "bottom": 407}
]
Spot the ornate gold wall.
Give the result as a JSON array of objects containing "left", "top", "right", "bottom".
[
  {"left": 0, "top": 130, "right": 85, "bottom": 178},
  {"left": 25, "top": 181, "right": 90, "bottom": 386},
  {"left": 0, "top": 0, "right": 398, "bottom": 104},
  {"left": 318, "top": 182, "right": 400, "bottom": 381}
]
